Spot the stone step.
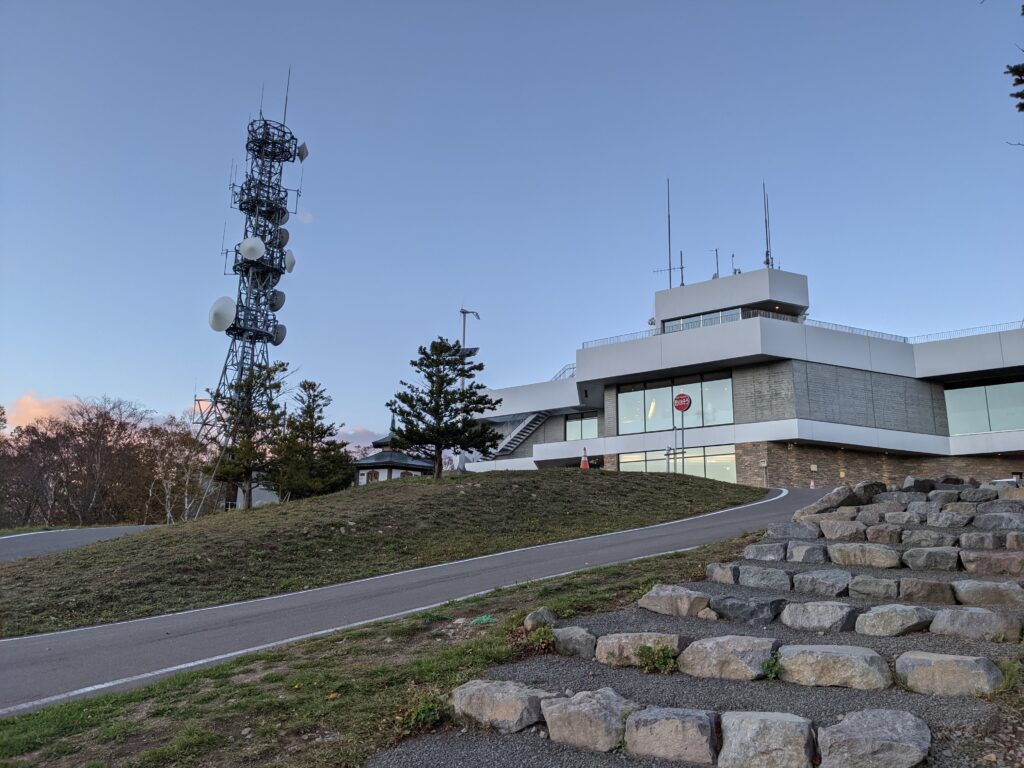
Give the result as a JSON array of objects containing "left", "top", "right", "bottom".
[
  {"left": 452, "top": 678, "right": 934, "bottom": 767},
  {"left": 766, "top": 521, "right": 1024, "bottom": 552}
]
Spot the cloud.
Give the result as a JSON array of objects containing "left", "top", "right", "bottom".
[
  {"left": 297, "top": 210, "right": 314, "bottom": 224},
  {"left": 337, "top": 425, "right": 384, "bottom": 447},
  {"left": 6, "top": 391, "right": 75, "bottom": 428}
]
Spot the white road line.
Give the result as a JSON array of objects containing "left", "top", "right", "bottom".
[
  {"left": 1, "top": 488, "right": 789, "bottom": 645},
  {"left": 0, "top": 526, "right": 146, "bottom": 541}
]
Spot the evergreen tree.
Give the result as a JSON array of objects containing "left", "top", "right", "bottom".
[
  {"left": 214, "top": 362, "right": 288, "bottom": 509},
  {"left": 1009, "top": 5, "right": 1024, "bottom": 113},
  {"left": 269, "top": 379, "right": 354, "bottom": 500},
  {"left": 387, "top": 337, "right": 502, "bottom": 479}
]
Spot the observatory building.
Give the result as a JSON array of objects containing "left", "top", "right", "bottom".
[
  {"left": 354, "top": 417, "right": 433, "bottom": 485},
  {"left": 468, "top": 268, "right": 1024, "bottom": 487}
]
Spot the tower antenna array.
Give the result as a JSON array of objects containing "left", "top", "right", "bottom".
[
  {"left": 763, "top": 181, "right": 774, "bottom": 269},
  {"left": 195, "top": 97, "right": 309, "bottom": 507},
  {"left": 666, "top": 178, "right": 673, "bottom": 290}
]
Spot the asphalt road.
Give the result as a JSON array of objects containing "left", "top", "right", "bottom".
[
  {"left": 0, "top": 525, "right": 153, "bottom": 563},
  {"left": 0, "top": 487, "right": 822, "bottom": 717}
]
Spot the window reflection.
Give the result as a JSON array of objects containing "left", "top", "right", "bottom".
[
  {"left": 616, "top": 445, "right": 737, "bottom": 483},
  {"left": 946, "top": 381, "right": 1024, "bottom": 435},
  {"left": 617, "top": 373, "right": 733, "bottom": 435}
]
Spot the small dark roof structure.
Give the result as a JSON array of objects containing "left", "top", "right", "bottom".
[{"left": 355, "top": 416, "right": 433, "bottom": 472}]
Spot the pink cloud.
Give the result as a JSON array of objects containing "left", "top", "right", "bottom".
[
  {"left": 297, "top": 210, "right": 313, "bottom": 224},
  {"left": 6, "top": 391, "right": 75, "bottom": 428},
  {"left": 337, "top": 425, "right": 385, "bottom": 447}
]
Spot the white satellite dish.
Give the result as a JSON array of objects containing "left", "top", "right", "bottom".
[
  {"left": 284, "top": 249, "right": 296, "bottom": 273},
  {"left": 208, "top": 296, "right": 236, "bottom": 332},
  {"left": 275, "top": 228, "right": 290, "bottom": 248},
  {"left": 297, "top": 142, "right": 309, "bottom": 162},
  {"left": 239, "top": 236, "right": 266, "bottom": 261},
  {"left": 268, "top": 290, "right": 286, "bottom": 312},
  {"left": 271, "top": 324, "right": 287, "bottom": 346}
]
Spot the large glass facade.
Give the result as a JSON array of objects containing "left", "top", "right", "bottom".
[
  {"left": 618, "top": 444, "right": 737, "bottom": 483},
  {"left": 617, "top": 373, "right": 733, "bottom": 434},
  {"left": 946, "top": 381, "right": 1024, "bottom": 435}
]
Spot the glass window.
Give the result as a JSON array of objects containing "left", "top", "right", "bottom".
[
  {"left": 566, "top": 413, "right": 599, "bottom": 441},
  {"left": 986, "top": 382, "right": 1024, "bottom": 432},
  {"left": 617, "top": 385, "right": 645, "bottom": 435},
  {"left": 945, "top": 387, "right": 990, "bottom": 435},
  {"left": 565, "top": 417, "right": 582, "bottom": 442},
  {"left": 705, "top": 444, "right": 737, "bottom": 483},
  {"left": 645, "top": 449, "right": 668, "bottom": 473},
  {"left": 701, "top": 376, "right": 734, "bottom": 426},
  {"left": 619, "top": 452, "right": 646, "bottom": 472},
  {"left": 672, "top": 379, "right": 703, "bottom": 429},
  {"left": 581, "top": 416, "right": 598, "bottom": 440},
  {"left": 645, "top": 382, "right": 673, "bottom": 433}
]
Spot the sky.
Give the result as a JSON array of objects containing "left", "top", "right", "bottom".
[{"left": 1, "top": 1, "right": 1021, "bottom": 440}]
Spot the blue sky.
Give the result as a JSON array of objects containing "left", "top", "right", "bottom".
[{"left": 1, "top": 1, "right": 1021, "bottom": 439}]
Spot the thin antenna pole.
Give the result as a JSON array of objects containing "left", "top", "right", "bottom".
[
  {"left": 679, "top": 250, "right": 684, "bottom": 286},
  {"left": 731, "top": 252, "right": 736, "bottom": 274},
  {"left": 714, "top": 248, "right": 720, "bottom": 278},
  {"left": 666, "top": 178, "right": 673, "bottom": 290},
  {"left": 763, "top": 181, "right": 773, "bottom": 269},
  {"left": 259, "top": 83, "right": 265, "bottom": 118},
  {"left": 283, "top": 65, "right": 292, "bottom": 124}
]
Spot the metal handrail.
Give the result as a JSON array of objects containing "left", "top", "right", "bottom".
[
  {"left": 803, "top": 319, "right": 908, "bottom": 343},
  {"left": 908, "top": 321, "right": 1024, "bottom": 344},
  {"left": 550, "top": 363, "right": 577, "bottom": 380}
]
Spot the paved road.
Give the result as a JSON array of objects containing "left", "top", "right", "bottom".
[
  {"left": 0, "top": 526, "right": 153, "bottom": 563},
  {"left": 0, "top": 487, "right": 822, "bottom": 717}
]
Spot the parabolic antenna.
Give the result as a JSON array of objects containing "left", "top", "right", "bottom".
[
  {"left": 284, "top": 249, "right": 296, "bottom": 273},
  {"left": 275, "top": 228, "right": 290, "bottom": 248},
  {"left": 272, "top": 209, "right": 289, "bottom": 226},
  {"left": 268, "top": 290, "right": 286, "bottom": 312},
  {"left": 297, "top": 142, "right": 309, "bottom": 162},
  {"left": 239, "top": 236, "right": 266, "bottom": 261},
  {"left": 271, "top": 324, "right": 287, "bottom": 346},
  {"left": 209, "top": 296, "right": 236, "bottom": 332}
]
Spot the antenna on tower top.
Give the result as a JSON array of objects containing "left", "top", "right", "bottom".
[
  {"left": 283, "top": 66, "right": 292, "bottom": 125},
  {"left": 666, "top": 178, "right": 673, "bottom": 290},
  {"left": 763, "top": 181, "right": 774, "bottom": 269}
]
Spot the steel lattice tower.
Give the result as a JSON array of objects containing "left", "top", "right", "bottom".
[{"left": 196, "top": 114, "right": 307, "bottom": 475}]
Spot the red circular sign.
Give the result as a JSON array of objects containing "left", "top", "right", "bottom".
[{"left": 674, "top": 393, "right": 692, "bottom": 412}]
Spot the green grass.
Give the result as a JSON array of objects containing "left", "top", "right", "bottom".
[
  {"left": 0, "top": 532, "right": 758, "bottom": 768},
  {"left": 0, "top": 470, "right": 761, "bottom": 637}
]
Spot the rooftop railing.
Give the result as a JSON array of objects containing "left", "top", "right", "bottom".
[
  {"left": 580, "top": 310, "right": 1024, "bottom": 350},
  {"left": 550, "top": 363, "right": 577, "bottom": 380}
]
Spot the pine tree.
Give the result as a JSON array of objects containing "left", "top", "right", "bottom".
[
  {"left": 1008, "top": 5, "right": 1024, "bottom": 112},
  {"left": 387, "top": 337, "right": 502, "bottom": 480},
  {"left": 214, "top": 362, "right": 288, "bottom": 509},
  {"left": 269, "top": 379, "right": 354, "bottom": 500}
]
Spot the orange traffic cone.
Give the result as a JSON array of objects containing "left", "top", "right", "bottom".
[{"left": 580, "top": 447, "right": 590, "bottom": 470}]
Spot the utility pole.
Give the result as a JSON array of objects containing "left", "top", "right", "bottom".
[{"left": 457, "top": 307, "right": 480, "bottom": 471}]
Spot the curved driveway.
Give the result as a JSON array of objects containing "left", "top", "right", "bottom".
[
  {"left": 0, "top": 526, "right": 152, "bottom": 563},
  {"left": 0, "top": 487, "right": 821, "bottom": 717}
]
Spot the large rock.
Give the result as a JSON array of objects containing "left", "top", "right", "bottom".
[
  {"left": 553, "top": 626, "right": 597, "bottom": 658},
  {"left": 927, "top": 489, "right": 961, "bottom": 505},
  {"left": 595, "top": 633, "right": 683, "bottom": 666},
  {"left": 857, "top": 502, "right": 907, "bottom": 519},
  {"left": 855, "top": 508, "right": 884, "bottom": 526},
  {"left": 787, "top": 541, "right": 829, "bottom": 564},
  {"left": 738, "top": 565, "right": 792, "bottom": 591},
  {"left": 793, "top": 568, "right": 851, "bottom": 597},
  {"left": 899, "top": 578, "right": 956, "bottom": 604},
  {"left": 929, "top": 502, "right": 976, "bottom": 528},
  {"left": 625, "top": 707, "right": 718, "bottom": 764},
  {"left": 451, "top": 679, "right": 557, "bottom": 733},
  {"left": 819, "top": 520, "right": 867, "bottom": 541},
  {"left": 973, "top": 512, "right": 1024, "bottom": 531},
  {"left": 709, "top": 595, "right": 787, "bottom": 625},
  {"left": 718, "top": 712, "right": 815, "bottom": 768},
  {"left": 895, "top": 651, "right": 1004, "bottom": 696},
  {"left": 850, "top": 575, "right": 899, "bottom": 600},
  {"left": 952, "top": 579, "right": 1024, "bottom": 606},
  {"left": 638, "top": 585, "right": 710, "bottom": 616},
  {"left": 866, "top": 524, "right": 902, "bottom": 546},
  {"left": 828, "top": 543, "right": 901, "bottom": 568},
  {"left": 885, "top": 510, "right": 924, "bottom": 525},
  {"left": 930, "top": 607, "right": 1022, "bottom": 642},
  {"left": 542, "top": 688, "right": 637, "bottom": 752},
  {"left": 960, "top": 488, "right": 998, "bottom": 503},
  {"left": 678, "top": 635, "right": 780, "bottom": 681},
  {"left": 779, "top": 644, "right": 893, "bottom": 689},
  {"left": 901, "top": 529, "right": 958, "bottom": 548},
  {"left": 780, "top": 601, "right": 859, "bottom": 632},
  {"left": 800, "top": 510, "right": 859, "bottom": 526},
  {"left": 855, "top": 604, "right": 934, "bottom": 636},
  {"left": 902, "top": 476, "right": 935, "bottom": 493},
  {"left": 977, "top": 499, "right": 1024, "bottom": 515},
  {"left": 792, "top": 486, "right": 860, "bottom": 520},
  {"left": 1008, "top": 531, "right": 1024, "bottom": 550},
  {"left": 767, "top": 522, "right": 821, "bottom": 540},
  {"left": 853, "top": 480, "right": 888, "bottom": 504},
  {"left": 1000, "top": 487, "right": 1024, "bottom": 500},
  {"left": 875, "top": 491, "right": 928, "bottom": 504},
  {"left": 906, "top": 500, "right": 942, "bottom": 519},
  {"left": 818, "top": 709, "right": 931, "bottom": 768},
  {"left": 959, "top": 550, "right": 1024, "bottom": 577},
  {"left": 706, "top": 562, "right": 739, "bottom": 584},
  {"left": 901, "top": 546, "right": 960, "bottom": 571},
  {"left": 523, "top": 607, "right": 556, "bottom": 631},
  {"left": 958, "top": 531, "right": 1003, "bottom": 550},
  {"left": 743, "top": 542, "right": 788, "bottom": 562}
]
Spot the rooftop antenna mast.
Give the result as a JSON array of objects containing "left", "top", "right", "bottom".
[
  {"left": 679, "top": 249, "right": 684, "bottom": 287},
  {"left": 666, "top": 178, "right": 673, "bottom": 290},
  {"left": 711, "top": 248, "right": 720, "bottom": 279},
  {"left": 763, "top": 181, "right": 774, "bottom": 269}
]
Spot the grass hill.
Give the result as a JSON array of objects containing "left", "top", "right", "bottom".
[{"left": 0, "top": 470, "right": 762, "bottom": 637}]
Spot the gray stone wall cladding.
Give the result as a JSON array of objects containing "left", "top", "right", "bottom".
[
  {"left": 790, "top": 361, "right": 947, "bottom": 436},
  {"left": 733, "top": 361, "right": 799, "bottom": 423},
  {"left": 604, "top": 385, "right": 617, "bottom": 438}
]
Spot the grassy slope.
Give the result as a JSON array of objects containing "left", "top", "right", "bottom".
[
  {"left": 0, "top": 534, "right": 762, "bottom": 768},
  {"left": 0, "top": 470, "right": 761, "bottom": 637}
]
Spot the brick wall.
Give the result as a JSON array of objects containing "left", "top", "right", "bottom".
[{"left": 737, "top": 441, "right": 1024, "bottom": 488}]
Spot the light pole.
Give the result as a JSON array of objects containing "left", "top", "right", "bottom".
[{"left": 458, "top": 307, "right": 480, "bottom": 470}]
